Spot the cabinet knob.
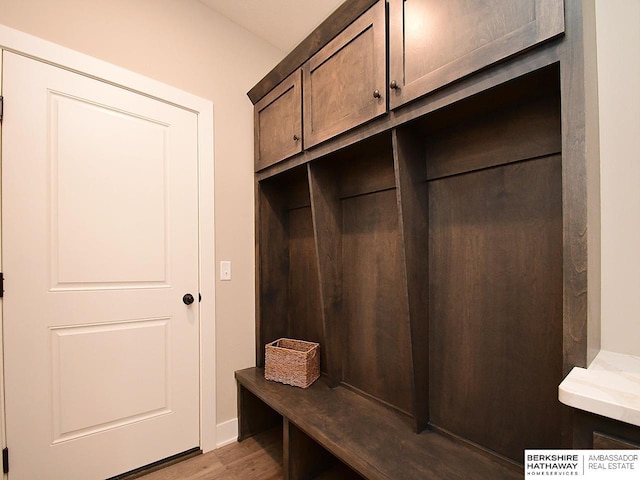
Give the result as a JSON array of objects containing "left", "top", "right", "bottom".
[
  {"left": 389, "top": 80, "right": 399, "bottom": 90},
  {"left": 293, "top": 134, "right": 300, "bottom": 142},
  {"left": 373, "top": 89, "right": 381, "bottom": 99}
]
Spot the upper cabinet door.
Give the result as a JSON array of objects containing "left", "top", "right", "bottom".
[
  {"left": 303, "top": 0, "right": 386, "bottom": 148},
  {"left": 388, "top": 0, "right": 565, "bottom": 109},
  {"left": 255, "top": 69, "right": 303, "bottom": 171}
]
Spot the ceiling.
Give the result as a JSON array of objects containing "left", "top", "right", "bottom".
[{"left": 198, "top": 0, "right": 346, "bottom": 53}]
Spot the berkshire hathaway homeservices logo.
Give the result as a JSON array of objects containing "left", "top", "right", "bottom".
[{"left": 525, "top": 450, "right": 639, "bottom": 478}]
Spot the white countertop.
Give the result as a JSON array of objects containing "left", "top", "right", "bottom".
[{"left": 559, "top": 350, "right": 640, "bottom": 427}]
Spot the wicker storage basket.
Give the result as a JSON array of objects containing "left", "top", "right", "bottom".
[{"left": 264, "top": 338, "right": 320, "bottom": 388}]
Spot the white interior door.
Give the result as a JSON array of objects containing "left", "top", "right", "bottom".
[{"left": 1, "top": 51, "right": 200, "bottom": 480}]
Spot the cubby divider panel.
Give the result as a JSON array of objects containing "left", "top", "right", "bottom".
[
  {"left": 288, "top": 206, "right": 324, "bottom": 349},
  {"left": 237, "top": 381, "right": 282, "bottom": 442},
  {"left": 284, "top": 419, "right": 364, "bottom": 480},
  {"left": 308, "top": 162, "right": 344, "bottom": 387},
  {"left": 392, "top": 127, "right": 430, "bottom": 432}
]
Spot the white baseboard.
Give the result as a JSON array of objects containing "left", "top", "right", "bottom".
[{"left": 216, "top": 418, "right": 238, "bottom": 448}]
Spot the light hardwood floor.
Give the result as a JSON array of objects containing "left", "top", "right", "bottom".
[{"left": 136, "top": 428, "right": 284, "bottom": 480}]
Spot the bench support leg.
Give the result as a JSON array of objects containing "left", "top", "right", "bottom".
[
  {"left": 237, "top": 383, "right": 282, "bottom": 441},
  {"left": 284, "top": 418, "right": 336, "bottom": 480}
]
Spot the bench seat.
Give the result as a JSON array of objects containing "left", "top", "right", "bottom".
[{"left": 236, "top": 367, "right": 521, "bottom": 480}]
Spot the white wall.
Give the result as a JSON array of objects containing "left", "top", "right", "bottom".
[
  {"left": 0, "top": 0, "right": 284, "bottom": 434},
  {"left": 597, "top": 0, "right": 640, "bottom": 356}
]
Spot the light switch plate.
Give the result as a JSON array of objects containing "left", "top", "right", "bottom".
[{"left": 220, "top": 261, "right": 231, "bottom": 281}]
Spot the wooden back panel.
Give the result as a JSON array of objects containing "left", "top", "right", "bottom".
[
  {"left": 309, "top": 135, "right": 414, "bottom": 415},
  {"left": 427, "top": 88, "right": 563, "bottom": 462},
  {"left": 257, "top": 168, "right": 324, "bottom": 369}
]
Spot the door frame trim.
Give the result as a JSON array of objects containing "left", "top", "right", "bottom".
[{"left": 0, "top": 24, "right": 217, "bottom": 458}]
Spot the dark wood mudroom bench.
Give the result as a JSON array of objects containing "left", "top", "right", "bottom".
[
  {"left": 236, "top": 367, "right": 520, "bottom": 480},
  {"left": 247, "top": 0, "right": 603, "bottom": 476}
]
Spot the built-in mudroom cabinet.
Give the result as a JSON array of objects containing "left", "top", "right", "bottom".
[{"left": 236, "top": 1, "right": 610, "bottom": 479}]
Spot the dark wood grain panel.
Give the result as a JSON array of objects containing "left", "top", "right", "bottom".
[
  {"left": 303, "top": 1, "right": 386, "bottom": 147},
  {"left": 247, "top": 0, "right": 378, "bottom": 105},
  {"left": 559, "top": 0, "right": 597, "bottom": 378},
  {"left": 429, "top": 156, "right": 563, "bottom": 462},
  {"left": 314, "top": 463, "right": 364, "bottom": 480},
  {"left": 258, "top": 180, "right": 291, "bottom": 366},
  {"left": 393, "top": 127, "right": 430, "bottom": 432},
  {"left": 284, "top": 419, "right": 337, "bottom": 480},
  {"left": 307, "top": 28, "right": 374, "bottom": 131},
  {"left": 337, "top": 134, "right": 396, "bottom": 199},
  {"left": 257, "top": 168, "right": 322, "bottom": 367},
  {"left": 237, "top": 368, "right": 522, "bottom": 480},
  {"left": 426, "top": 92, "right": 561, "bottom": 179},
  {"left": 255, "top": 180, "right": 263, "bottom": 366},
  {"left": 237, "top": 382, "right": 282, "bottom": 442},
  {"left": 556, "top": 2, "right": 598, "bottom": 449},
  {"left": 388, "top": 0, "right": 564, "bottom": 109},
  {"left": 342, "top": 188, "right": 413, "bottom": 415},
  {"left": 255, "top": 70, "right": 302, "bottom": 171},
  {"left": 287, "top": 206, "right": 325, "bottom": 372},
  {"left": 573, "top": 411, "right": 640, "bottom": 449},
  {"left": 285, "top": 175, "right": 312, "bottom": 210},
  {"left": 411, "top": 64, "right": 560, "bottom": 133},
  {"left": 308, "top": 163, "right": 344, "bottom": 387},
  {"left": 593, "top": 432, "right": 640, "bottom": 450},
  {"left": 404, "top": 0, "right": 534, "bottom": 79}
]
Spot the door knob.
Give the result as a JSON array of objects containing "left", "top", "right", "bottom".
[{"left": 183, "top": 293, "right": 195, "bottom": 305}]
